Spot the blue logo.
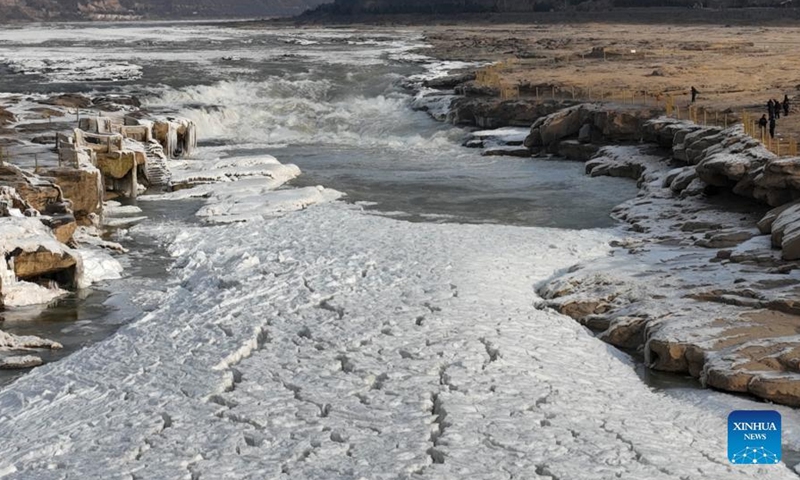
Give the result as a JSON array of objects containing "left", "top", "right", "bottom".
[{"left": 728, "top": 410, "right": 782, "bottom": 465}]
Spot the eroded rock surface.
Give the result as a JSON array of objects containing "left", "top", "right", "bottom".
[{"left": 539, "top": 143, "right": 800, "bottom": 405}]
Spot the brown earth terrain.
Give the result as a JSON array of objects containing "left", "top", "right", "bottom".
[{"left": 422, "top": 21, "right": 800, "bottom": 141}]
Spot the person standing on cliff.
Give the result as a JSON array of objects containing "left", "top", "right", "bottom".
[
  {"left": 690, "top": 86, "right": 699, "bottom": 103},
  {"left": 768, "top": 99, "right": 775, "bottom": 120},
  {"left": 759, "top": 114, "right": 768, "bottom": 139},
  {"left": 784, "top": 95, "right": 791, "bottom": 116},
  {"left": 774, "top": 98, "right": 781, "bottom": 119},
  {"left": 769, "top": 116, "right": 776, "bottom": 139}
]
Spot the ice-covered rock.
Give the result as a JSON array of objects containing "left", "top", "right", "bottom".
[
  {"left": 465, "top": 126, "right": 530, "bottom": 148},
  {"left": 0, "top": 216, "right": 83, "bottom": 307},
  {"left": 40, "top": 164, "right": 104, "bottom": 224},
  {"left": 0, "top": 329, "right": 62, "bottom": 350},
  {"left": 666, "top": 167, "right": 697, "bottom": 192},
  {"left": 540, "top": 141, "right": 800, "bottom": 405},
  {"left": 141, "top": 153, "right": 338, "bottom": 223},
  {"left": 195, "top": 185, "right": 344, "bottom": 223},
  {"left": 696, "top": 147, "right": 770, "bottom": 189},
  {"left": 77, "top": 247, "right": 124, "bottom": 287},
  {"left": 422, "top": 72, "right": 476, "bottom": 90},
  {"left": 584, "top": 145, "right": 664, "bottom": 182},
  {"left": 0, "top": 163, "right": 61, "bottom": 214},
  {"left": 758, "top": 200, "right": 800, "bottom": 234},
  {"left": 152, "top": 117, "right": 197, "bottom": 158},
  {"left": 0, "top": 355, "right": 44, "bottom": 370},
  {"left": 481, "top": 146, "right": 531, "bottom": 157},
  {"left": 169, "top": 155, "right": 300, "bottom": 190},
  {"left": 768, "top": 204, "right": 800, "bottom": 260}
]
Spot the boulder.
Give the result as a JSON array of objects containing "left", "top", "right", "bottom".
[
  {"left": 595, "top": 109, "right": 654, "bottom": 140},
  {"left": 599, "top": 316, "right": 647, "bottom": 349},
  {"left": 482, "top": 147, "right": 531, "bottom": 158},
  {"left": 695, "top": 230, "right": 756, "bottom": 249},
  {"left": 0, "top": 164, "right": 61, "bottom": 212},
  {"left": 556, "top": 140, "right": 599, "bottom": 161},
  {"left": 586, "top": 158, "right": 643, "bottom": 180},
  {"left": 781, "top": 224, "right": 800, "bottom": 260},
  {"left": 731, "top": 169, "right": 760, "bottom": 199},
  {"left": 753, "top": 186, "right": 798, "bottom": 208},
  {"left": 29, "top": 107, "right": 65, "bottom": 119},
  {"left": 669, "top": 168, "right": 697, "bottom": 192},
  {"left": 11, "top": 249, "right": 79, "bottom": 286},
  {"left": 42, "top": 93, "right": 92, "bottom": 109},
  {"left": 524, "top": 127, "right": 542, "bottom": 149},
  {"left": 695, "top": 152, "right": 761, "bottom": 187},
  {"left": 0, "top": 106, "right": 15, "bottom": 126},
  {"left": 646, "top": 339, "right": 689, "bottom": 372},
  {"left": 450, "top": 97, "right": 565, "bottom": 129},
  {"left": 40, "top": 214, "right": 78, "bottom": 244},
  {"left": 527, "top": 104, "right": 658, "bottom": 149},
  {"left": 679, "top": 178, "right": 708, "bottom": 197},
  {"left": 557, "top": 300, "right": 605, "bottom": 320},
  {"left": 578, "top": 123, "right": 592, "bottom": 143},
  {"left": 538, "top": 105, "right": 586, "bottom": 145},
  {"left": 40, "top": 166, "right": 103, "bottom": 223},
  {"left": 0, "top": 329, "right": 62, "bottom": 350},
  {"left": 683, "top": 128, "right": 724, "bottom": 165},
  {"left": 423, "top": 72, "right": 476, "bottom": 90},
  {"left": 662, "top": 167, "right": 685, "bottom": 187},
  {"left": 0, "top": 185, "right": 33, "bottom": 217},
  {"left": 758, "top": 200, "right": 800, "bottom": 234},
  {"left": 770, "top": 204, "right": 800, "bottom": 247},
  {"left": 92, "top": 94, "right": 142, "bottom": 110},
  {"left": 642, "top": 117, "right": 690, "bottom": 149},
  {"left": 0, "top": 355, "right": 44, "bottom": 370},
  {"left": 704, "top": 368, "right": 753, "bottom": 393},
  {"left": 1, "top": 217, "right": 85, "bottom": 303},
  {"left": 755, "top": 157, "right": 800, "bottom": 192},
  {"left": 671, "top": 126, "right": 703, "bottom": 162},
  {"left": 749, "top": 376, "right": 800, "bottom": 407}
]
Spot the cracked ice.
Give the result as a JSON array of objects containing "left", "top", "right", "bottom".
[{"left": 0, "top": 202, "right": 796, "bottom": 479}]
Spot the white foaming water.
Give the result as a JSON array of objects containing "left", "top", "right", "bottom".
[{"left": 148, "top": 78, "right": 462, "bottom": 151}]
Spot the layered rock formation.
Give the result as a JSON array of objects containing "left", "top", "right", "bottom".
[
  {"left": 510, "top": 104, "right": 800, "bottom": 405},
  {"left": 524, "top": 103, "right": 660, "bottom": 154}
]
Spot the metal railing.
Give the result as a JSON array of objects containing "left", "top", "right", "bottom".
[{"left": 741, "top": 111, "right": 799, "bottom": 157}]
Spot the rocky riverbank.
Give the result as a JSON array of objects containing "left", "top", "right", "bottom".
[
  {"left": 0, "top": 93, "right": 158, "bottom": 368},
  {"left": 416, "top": 70, "right": 800, "bottom": 405},
  {"left": 0, "top": 87, "right": 344, "bottom": 373}
]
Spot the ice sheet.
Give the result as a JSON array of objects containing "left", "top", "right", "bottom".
[{"left": 0, "top": 203, "right": 795, "bottom": 479}]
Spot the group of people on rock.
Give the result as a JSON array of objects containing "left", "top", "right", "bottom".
[{"left": 760, "top": 95, "right": 791, "bottom": 139}]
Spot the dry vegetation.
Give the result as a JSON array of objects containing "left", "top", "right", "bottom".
[{"left": 425, "top": 22, "right": 800, "bottom": 140}]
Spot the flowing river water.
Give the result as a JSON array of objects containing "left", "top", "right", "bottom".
[{"left": 0, "top": 22, "right": 638, "bottom": 378}]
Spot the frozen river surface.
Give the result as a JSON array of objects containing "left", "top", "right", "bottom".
[{"left": 0, "top": 204, "right": 797, "bottom": 479}]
